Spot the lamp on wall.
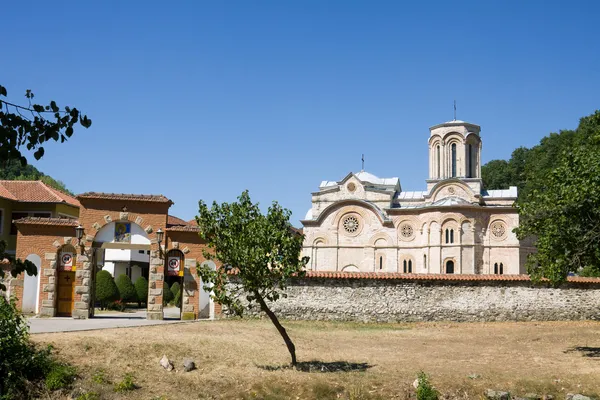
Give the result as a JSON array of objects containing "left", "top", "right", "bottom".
[
  {"left": 75, "top": 225, "right": 85, "bottom": 254},
  {"left": 156, "top": 228, "right": 164, "bottom": 258}
]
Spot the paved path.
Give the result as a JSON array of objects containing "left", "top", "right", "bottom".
[{"left": 28, "top": 307, "right": 191, "bottom": 334}]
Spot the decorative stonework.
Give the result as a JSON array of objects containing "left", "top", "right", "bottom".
[
  {"left": 342, "top": 214, "right": 360, "bottom": 235},
  {"left": 182, "top": 247, "right": 190, "bottom": 254},
  {"left": 103, "top": 215, "right": 112, "bottom": 223},
  {"left": 347, "top": 182, "right": 356, "bottom": 192},
  {"left": 399, "top": 223, "right": 415, "bottom": 241},
  {"left": 92, "top": 222, "right": 101, "bottom": 230},
  {"left": 135, "top": 216, "right": 143, "bottom": 225},
  {"left": 490, "top": 220, "right": 507, "bottom": 241},
  {"left": 172, "top": 241, "right": 179, "bottom": 249},
  {"left": 119, "top": 211, "right": 129, "bottom": 221},
  {"left": 145, "top": 225, "right": 153, "bottom": 234}
]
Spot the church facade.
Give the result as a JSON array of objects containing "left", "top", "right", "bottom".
[{"left": 301, "top": 120, "right": 535, "bottom": 275}]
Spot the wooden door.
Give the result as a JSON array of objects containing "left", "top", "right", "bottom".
[{"left": 57, "top": 271, "right": 75, "bottom": 317}]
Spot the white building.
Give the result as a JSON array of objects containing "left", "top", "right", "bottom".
[{"left": 301, "top": 120, "right": 535, "bottom": 275}]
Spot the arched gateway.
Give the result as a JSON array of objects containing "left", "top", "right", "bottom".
[{"left": 12, "top": 192, "right": 218, "bottom": 320}]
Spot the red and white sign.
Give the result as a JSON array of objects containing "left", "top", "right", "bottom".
[
  {"left": 167, "top": 256, "right": 180, "bottom": 277},
  {"left": 60, "top": 252, "right": 74, "bottom": 271}
]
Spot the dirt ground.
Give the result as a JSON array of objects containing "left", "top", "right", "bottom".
[{"left": 32, "top": 319, "right": 600, "bottom": 399}]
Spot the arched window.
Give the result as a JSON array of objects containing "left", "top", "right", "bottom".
[
  {"left": 436, "top": 145, "right": 441, "bottom": 178},
  {"left": 408, "top": 260, "right": 412, "bottom": 273},
  {"left": 450, "top": 229, "right": 454, "bottom": 244},
  {"left": 451, "top": 143, "right": 457, "bottom": 177},
  {"left": 494, "top": 263, "right": 498, "bottom": 274},
  {"left": 403, "top": 259, "right": 407, "bottom": 273},
  {"left": 423, "top": 254, "right": 427, "bottom": 270},
  {"left": 500, "top": 263, "right": 504, "bottom": 275},
  {"left": 446, "top": 260, "right": 454, "bottom": 274},
  {"left": 467, "top": 144, "right": 472, "bottom": 178},
  {"left": 445, "top": 229, "right": 449, "bottom": 244},
  {"left": 379, "top": 256, "right": 383, "bottom": 270}
]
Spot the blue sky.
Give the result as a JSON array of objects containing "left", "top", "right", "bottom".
[{"left": 2, "top": 1, "right": 599, "bottom": 225}]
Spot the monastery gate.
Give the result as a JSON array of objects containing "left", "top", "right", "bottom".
[{"left": 10, "top": 193, "right": 219, "bottom": 320}]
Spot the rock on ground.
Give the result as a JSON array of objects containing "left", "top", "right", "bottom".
[
  {"left": 160, "top": 355, "right": 174, "bottom": 371},
  {"left": 183, "top": 359, "right": 196, "bottom": 372}
]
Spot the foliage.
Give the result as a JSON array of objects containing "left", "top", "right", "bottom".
[
  {"left": 416, "top": 371, "right": 439, "bottom": 400},
  {"left": 113, "top": 374, "right": 137, "bottom": 392},
  {"left": 579, "top": 265, "right": 600, "bottom": 278},
  {"left": 515, "top": 110, "right": 600, "bottom": 284},
  {"left": 0, "top": 296, "right": 70, "bottom": 398},
  {"left": 76, "top": 392, "right": 99, "bottom": 400},
  {"left": 95, "top": 271, "right": 120, "bottom": 310},
  {"left": 134, "top": 276, "right": 148, "bottom": 307},
  {"left": 45, "top": 363, "right": 77, "bottom": 390},
  {"left": 170, "top": 281, "right": 180, "bottom": 298},
  {"left": 115, "top": 274, "right": 137, "bottom": 303},
  {"left": 91, "top": 369, "right": 109, "bottom": 384},
  {"left": 107, "top": 300, "right": 126, "bottom": 312},
  {"left": 196, "top": 190, "right": 309, "bottom": 365},
  {"left": 0, "top": 159, "right": 72, "bottom": 194},
  {"left": 0, "top": 85, "right": 90, "bottom": 291},
  {"left": 162, "top": 282, "right": 174, "bottom": 305}
]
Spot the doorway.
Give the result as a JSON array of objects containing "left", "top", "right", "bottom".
[{"left": 57, "top": 271, "right": 76, "bottom": 317}]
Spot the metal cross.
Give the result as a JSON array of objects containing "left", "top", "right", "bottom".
[{"left": 361, "top": 154, "right": 364, "bottom": 171}]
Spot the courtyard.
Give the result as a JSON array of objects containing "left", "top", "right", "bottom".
[{"left": 31, "top": 319, "right": 600, "bottom": 399}]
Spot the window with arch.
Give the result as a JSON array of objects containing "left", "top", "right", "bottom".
[
  {"left": 423, "top": 254, "right": 427, "bottom": 270},
  {"left": 494, "top": 262, "right": 504, "bottom": 275},
  {"left": 467, "top": 144, "right": 472, "bottom": 178},
  {"left": 445, "top": 228, "right": 455, "bottom": 244},
  {"left": 446, "top": 260, "right": 455, "bottom": 274},
  {"left": 436, "top": 144, "right": 441, "bottom": 178},
  {"left": 451, "top": 143, "right": 457, "bottom": 177},
  {"left": 379, "top": 256, "right": 383, "bottom": 270},
  {"left": 402, "top": 259, "right": 413, "bottom": 273}
]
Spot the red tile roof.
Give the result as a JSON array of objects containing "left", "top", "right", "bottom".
[
  {"left": 228, "top": 270, "right": 600, "bottom": 284},
  {"left": 167, "top": 215, "right": 189, "bottom": 227},
  {"left": 166, "top": 225, "right": 201, "bottom": 232},
  {"left": 77, "top": 192, "right": 172, "bottom": 204},
  {"left": 0, "top": 181, "right": 79, "bottom": 207},
  {"left": 13, "top": 217, "right": 80, "bottom": 227}
]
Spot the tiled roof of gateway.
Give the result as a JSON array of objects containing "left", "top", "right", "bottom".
[
  {"left": 300, "top": 271, "right": 600, "bottom": 283},
  {"left": 77, "top": 192, "right": 172, "bottom": 203},
  {"left": 167, "top": 215, "right": 189, "bottom": 226},
  {"left": 0, "top": 181, "right": 80, "bottom": 207},
  {"left": 167, "top": 215, "right": 200, "bottom": 232},
  {"left": 13, "top": 217, "right": 80, "bottom": 226}
]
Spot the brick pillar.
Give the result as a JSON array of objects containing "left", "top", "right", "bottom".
[
  {"left": 147, "top": 251, "right": 164, "bottom": 320},
  {"left": 181, "top": 258, "right": 197, "bottom": 320},
  {"left": 72, "top": 252, "right": 92, "bottom": 319}
]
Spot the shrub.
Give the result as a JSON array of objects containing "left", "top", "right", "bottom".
[
  {"left": 416, "top": 372, "right": 439, "bottom": 400},
  {"left": 115, "top": 274, "right": 137, "bottom": 304},
  {"left": 113, "top": 374, "right": 137, "bottom": 392},
  {"left": 92, "top": 369, "right": 109, "bottom": 385},
  {"left": 162, "top": 282, "right": 174, "bottom": 305},
  {"left": 0, "top": 296, "right": 71, "bottom": 398},
  {"left": 107, "top": 300, "right": 126, "bottom": 312},
  {"left": 95, "top": 271, "right": 119, "bottom": 310},
  {"left": 170, "top": 281, "right": 180, "bottom": 298},
  {"left": 45, "top": 363, "right": 77, "bottom": 390},
  {"left": 134, "top": 276, "right": 148, "bottom": 307},
  {"left": 174, "top": 289, "right": 182, "bottom": 308}
]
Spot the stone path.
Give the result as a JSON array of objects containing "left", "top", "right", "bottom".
[{"left": 28, "top": 307, "right": 193, "bottom": 334}]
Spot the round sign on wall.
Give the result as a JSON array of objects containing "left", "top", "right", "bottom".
[{"left": 167, "top": 256, "right": 180, "bottom": 276}]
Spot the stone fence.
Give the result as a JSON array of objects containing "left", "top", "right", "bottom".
[{"left": 236, "top": 272, "right": 600, "bottom": 322}]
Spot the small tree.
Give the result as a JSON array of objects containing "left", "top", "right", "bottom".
[
  {"left": 162, "top": 282, "right": 174, "bottom": 305},
  {"left": 134, "top": 276, "right": 148, "bottom": 307},
  {"left": 196, "top": 190, "right": 309, "bottom": 366},
  {"left": 95, "top": 271, "right": 119, "bottom": 310},
  {"left": 170, "top": 281, "right": 180, "bottom": 298},
  {"left": 115, "top": 274, "right": 137, "bottom": 304}
]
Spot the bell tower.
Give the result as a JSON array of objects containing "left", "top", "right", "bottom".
[{"left": 427, "top": 120, "right": 483, "bottom": 192}]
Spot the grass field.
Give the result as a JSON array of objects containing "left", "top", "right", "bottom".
[{"left": 32, "top": 319, "right": 600, "bottom": 399}]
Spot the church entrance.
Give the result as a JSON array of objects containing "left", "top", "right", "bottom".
[{"left": 57, "top": 271, "right": 76, "bottom": 317}]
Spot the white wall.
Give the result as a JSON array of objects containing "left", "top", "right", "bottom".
[
  {"left": 95, "top": 222, "right": 151, "bottom": 245},
  {"left": 22, "top": 254, "right": 41, "bottom": 314}
]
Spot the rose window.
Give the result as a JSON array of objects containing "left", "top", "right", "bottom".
[
  {"left": 491, "top": 221, "right": 507, "bottom": 239},
  {"left": 400, "top": 224, "right": 414, "bottom": 238},
  {"left": 343, "top": 215, "right": 360, "bottom": 234}
]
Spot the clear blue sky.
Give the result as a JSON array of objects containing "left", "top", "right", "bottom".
[{"left": 3, "top": 1, "right": 599, "bottom": 225}]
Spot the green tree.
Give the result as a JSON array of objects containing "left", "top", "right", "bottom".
[
  {"left": 115, "top": 274, "right": 137, "bottom": 304},
  {"left": 0, "top": 85, "right": 91, "bottom": 290},
  {"left": 196, "top": 190, "right": 309, "bottom": 366},
  {"left": 95, "top": 271, "right": 119, "bottom": 310},
  {"left": 515, "top": 110, "right": 600, "bottom": 284},
  {"left": 134, "top": 277, "right": 148, "bottom": 307}
]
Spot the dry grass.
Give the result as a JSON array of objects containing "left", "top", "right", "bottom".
[{"left": 31, "top": 319, "right": 600, "bottom": 399}]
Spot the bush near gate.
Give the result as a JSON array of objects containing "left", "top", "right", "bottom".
[
  {"left": 162, "top": 282, "right": 174, "bottom": 305},
  {"left": 95, "top": 271, "right": 119, "bottom": 310},
  {"left": 0, "top": 296, "right": 76, "bottom": 398},
  {"left": 170, "top": 281, "right": 180, "bottom": 298},
  {"left": 115, "top": 274, "right": 137, "bottom": 304},
  {"left": 134, "top": 276, "right": 148, "bottom": 307}
]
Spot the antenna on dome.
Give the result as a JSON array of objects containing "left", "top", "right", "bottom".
[
  {"left": 453, "top": 100, "right": 457, "bottom": 121},
  {"left": 361, "top": 154, "right": 365, "bottom": 171}
]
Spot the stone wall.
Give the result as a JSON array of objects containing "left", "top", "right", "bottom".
[{"left": 239, "top": 275, "right": 600, "bottom": 323}]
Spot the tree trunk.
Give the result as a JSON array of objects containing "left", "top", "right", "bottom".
[{"left": 254, "top": 291, "right": 297, "bottom": 366}]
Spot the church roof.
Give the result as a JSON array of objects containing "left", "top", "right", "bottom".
[
  {"left": 482, "top": 187, "right": 518, "bottom": 199},
  {"left": 396, "top": 190, "right": 427, "bottom": 200},
  {"left": 319, "top": 171, "right": 399, "bottom": 190},
  {"left": 430, "top": 197, "right": 473, "bottom": 207}
]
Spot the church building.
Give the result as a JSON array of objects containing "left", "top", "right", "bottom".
[{"left": 301, "top": 120, "right": 535, "bottom": 275}]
